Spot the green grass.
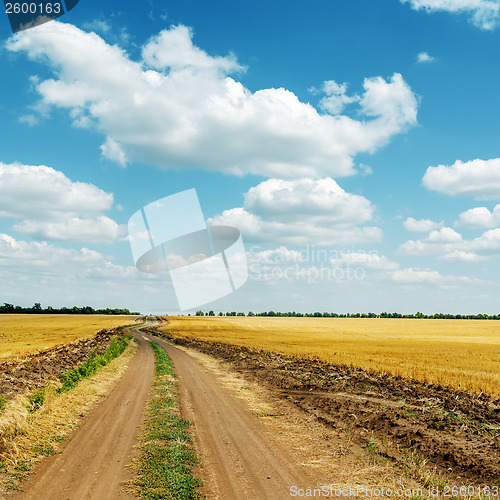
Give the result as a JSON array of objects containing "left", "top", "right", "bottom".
[
  {"left": 134, "top": 342, "right": 202, "bottom": 500},
  {"left": 27, "top": 389, "right": 45, "bottom": 412},
  {"left": 0, "top": 396, "right": 7, "bottom": 414},
  {"left": 58, "top": 334, "right": 131, "bottom": 392}
]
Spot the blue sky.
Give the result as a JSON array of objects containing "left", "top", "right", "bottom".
[{"left": 1, "top": 0, "right": 500, "bottom": 314}]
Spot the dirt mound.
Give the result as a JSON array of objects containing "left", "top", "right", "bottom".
[
  {"left": 158, "top": 330, "right": 500, "bottom": 484},
  {"left": 0, "top": 329, "right": 124, "bottom": 402}
]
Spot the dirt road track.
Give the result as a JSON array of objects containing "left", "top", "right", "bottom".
[
  {"left": 12, "top": 331, "right": 154, "bottom": 500},
  {"left": 144, "top": 333, "right": 323, "bottom": 500},
  {"left": 13, "top": 329, "right": 324, "bottom": 500}
]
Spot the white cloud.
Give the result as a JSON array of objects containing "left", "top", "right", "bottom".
[
  {"left": 209, "top": 178, "right": 382, "bottom": 246},
  {"left": 426, "top": 226, "right": 462, "bottom": 242},
  {"left": 464, "top": 228, "right": 500, "bottom": 253},
  {"left": 417, "top": 52, "right": 436, "bottom": 63},
  {"left": 392, "top": 267, "right": 442, "bottom": 283},
  {"left": 399, "top": 225, "right": 500, "bottom": 260},
  {"left": 0, "top": 162, "right": 121, "bottom": 243},
  {"left": 82, "top": 19, "right": 111, "bottom": 35},
  {"left": 403, "top": 217, "right": 444, "bottom": 232},
  {"left": 317, "top": 81, "right": 359, "bottom": 114},
  {"left": 439, "top": 250, "right": 486, "bottom": 262},
  {"left": 13, "top": 216, "right": 123, "bottom": 243},
  {"left": 456, "top": 204, "right": 500, "bottom": 227},
  {"left": 422, "top": 158, "right": 500, "bottom": 199},
  {"left": 18, "top": 114, "right": 39, "bottom": 126},
  {"left": 141, "top": 25, "right": 242, "bottom": 74},
  {"left": 332, "top": 252, "right": 400, "bottom": 270},
  {"left": 0, "top": 232, "right": 170, "bottom": 311},
  {"left": 7, "top": 22, "right": 419, "bottom": 179},
  {"left": 248, "top": 246, "right": 305, "bottom": 264},
  {"left": 0, "top": 162, "right": 113, "bottom": 220},
  {"left": 244, "top": 178, "right": 373, "bottom": 224},
  {"left": 401, "top": 0, "right": 500, "bottom": 30},
  {"left": 100, "top": 137, "right": 128, "bottom": 167},
  {"left": 391, "top": 267, "right": 477, "bottom": 284}
]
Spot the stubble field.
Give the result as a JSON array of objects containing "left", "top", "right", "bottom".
[
  {"left": 0, "top": 314, "right": 137, "bottom": 360},
  {"left": 163, "top": 316, "right": 500, "bottom": 398}
]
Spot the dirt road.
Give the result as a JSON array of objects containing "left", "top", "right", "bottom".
[
  {"left": 12, "top": 331, "right": 154, "bottom": 500},
  {"left": 13, "top": 328, "right": 320, "bottom": 499},
  {"left": 144, "top": 333, "right": 323, "bottom": 500}
]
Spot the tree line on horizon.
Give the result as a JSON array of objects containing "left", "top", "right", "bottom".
[
  {"left": 0, "top": 303, "right": 139, "bottom": 315},
  {"left": 194, "top": 310, "right": 500, "bottom": 320}
]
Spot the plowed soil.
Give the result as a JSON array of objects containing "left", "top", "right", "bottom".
[
  {"left": 0, "top": 329, "right": 123, "bottom": 402},
  {"left": 155, "top": 328, "right": 500, "bottom": 486}
]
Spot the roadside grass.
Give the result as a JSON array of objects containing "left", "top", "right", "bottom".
[
  {"left": 58, "top": 335, "right": 131, "bottom": 392},
  {"left": 133, "top": 341, "right": 202, "bottom": 500},
  {"left": 0, "top": 334, "right": 136, "bottom": 492}
]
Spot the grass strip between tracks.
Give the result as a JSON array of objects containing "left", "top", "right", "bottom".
[{"left": 134, "top": 341, "right": 202, "bottom": 500}]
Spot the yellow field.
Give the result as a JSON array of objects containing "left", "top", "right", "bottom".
[
  {"left": 0, "top": 315, "right": 137, "bottom": 359},
  {"left": 163, "top": 317, "right": 500, "bottom": 398}
]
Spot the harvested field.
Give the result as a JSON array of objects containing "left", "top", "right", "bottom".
[
  {"left": 162, "top": 317, "right": 500, "bottom": 398},
  {"left": 0, "top": 315, "right": 137, "bottom": 359},
  {"left": 156, "top": 327, "right": 500, "bottom": 487}
]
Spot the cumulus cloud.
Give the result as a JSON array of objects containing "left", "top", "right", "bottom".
[
  {"left": 426, "top": 226, "right": 462, "bottom": 242},
  {"left": 391, "top": 267, "right": 477, "bottom": 284},
  {"left": 13, "top": 216, "right": 123, "bottom": 243},
  {"left": 399, "top": 226, "right": 500, "bottom": 260},
  {"left": 0, "top": 162, "right": 113, "bottom": 220},
  {"left": 422, "top": 158, "right": 500, "bottom": 199},
  {"left": 417, "top": 52, "right": 436, "bottom": 63},
  {"left": 0, "top": 162, "right": 120, "bottom": 243},
  {"left": 456, "top": 205, "right": 500, "bottom": 227},
  {"left": 0, "top": 232, "right": 163, "bottom": 309},
  {"left": 439, "top": 250, "right": 487, "bottom": 262},
  {"left": 317, "top": 81, "right": 359, "bottom": 114},
  {"left": 331, "top": 252, "right": 400, "bottom": 270},
  {"left": 401, "top": 0, "right": 500, "bottom": 30},
  {"left": 0, "top": 233, "right": 102, "bottom": 266},
  {"left": 403, "top": 217, "right": 444, "bottom": 232},
  {"left": 244, "top": 178, "right": 374, "bottom": 224},
  {"left": 100, "top": 137, "right": 128, "bottom": 167},
  {"left": 6, "top": 22, "right": 418, "bottom": 179},
  {"left": 209, "top": 178, "right": 382, "bottom": 246}
]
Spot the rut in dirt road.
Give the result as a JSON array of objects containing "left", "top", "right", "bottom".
[
  {"left": 11, "top": 331, "right": 154, "bottom": 500},
  {"left": 145, "top": 333, "right": 326, "bottom": 500}
]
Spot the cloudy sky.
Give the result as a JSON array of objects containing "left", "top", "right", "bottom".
[{"left": 1, "top": 0, "right": 500, "bottom": 314}]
